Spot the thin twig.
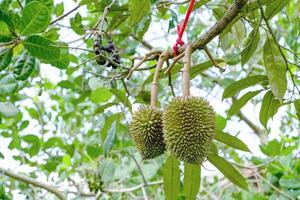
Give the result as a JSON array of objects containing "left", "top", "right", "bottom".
[
  {"left": 50, "top": 5, "right": 81, "bottom": 25},
  {"left": 204, "top": 46, "right": 225, "bottom": 72},
  {"left": 17, "top": 0, "right": 23, "bottom": 9},
  {"left": 164, "top": 52, "right": 184, "bottom": 74},
  {"left": 94, "top": 0, "right": 116, "bottom": 30},
  {"left": 0, "top": 166, "right": 66, "bottom": 200},
  {"left": 256, "top": 172, "right": 294, "bottom": 200}
]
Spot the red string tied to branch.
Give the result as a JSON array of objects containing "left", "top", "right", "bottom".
[{"left": 172, "top": 0, "right": 196, "bottom": 56}]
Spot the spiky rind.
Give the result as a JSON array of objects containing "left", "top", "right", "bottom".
[
  {"left": 129, "top": 105, "right": 165, "bottom": 159},
  {"left": 163, "top": 96, "right": 215, "bottom": 164}
]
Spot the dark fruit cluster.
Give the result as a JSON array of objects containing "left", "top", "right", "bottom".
[{"left": 93, "top": 33, "right": 120, "bottom": 69}]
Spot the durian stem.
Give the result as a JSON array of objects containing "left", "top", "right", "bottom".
[
  {"left": 151, "top": 52, "right": 167, "bottom": 107},
  {"left": 182, "top": 45, "right": 192, "bottom": 97}
]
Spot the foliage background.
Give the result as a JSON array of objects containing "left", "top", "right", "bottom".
[{"left": 0, "top": 0, "right": 299, "bottom": 199}]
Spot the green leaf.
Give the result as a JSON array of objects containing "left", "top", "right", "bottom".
[
  {"left": 279, "top": 176, "right": 300, "bottom": 189},
  {"left": 44, "top": 137, "right": 64, "bottom": 149},
  {"left": 0, "top": 8, "right": 13, "bottom": 28},
  {"left": 0, "top": 102, "right": 19, "bottom": 117},
  {"left": 22, "top": 134, "right": 40, "bottom": 157},
  {"left": 294, "top": 99, "right": 300, "bottom": 120},
  {"left": 0, "top": 74, "right": 18, "bottom": 95},
  {"left": 163, "top": 156, "right": 180, "bottom": 200},
  {"left": 62, "top": 154, "right": 71, "bottom": 166},
  {"left": 0, "top": 48, "right": 12, "bottom": 71},
  {"left": 228, "top": 90, "right": 261, "bottom": 116},
  {"left": 259, "top": 91, "right": 280, "bottom": 129},
  {"left": 216, "top": 115, "right": 226, "bottom": 130},
  {"left": 70, "top": 13, "right": 85, "bottom": 35},
  {"left": 86, "top": 144, "right": 102, "bottom": 159},
  {"left": 215, "top": 130, "right": 250, "bottom": 152},
  {"left": 110, "top": 88, "right": 132, "bottom": 111},
  {"left": 58, "top": 80, "right": 75, "bottom": 89},
  {"left": 26, "top": 0, "right": 54, "bottom": 12},
  {"left": 207, "top": 154, "right": 248, "bottom": 190},
  {"left": 263, "top": 38, "right": 287, "bottom": 102},
  {"left": 46, "top": 43, "right": 70, "bottom": 69},
  {"left": 13, "top": 53, "right": 36, "bottom": 81},
  {"left": 259, "top": 139, "right": 281, "bottom": 157},
  {"left": 222, "top": 75, "right": 268, "bottom": 99},
  {"left": 265, "top": 0, "right": 290, "bottom": 19},
  {"left": 99, "top": 158, "right": 115, "bottom": 183},
  {"left": 23, "top": 35, "right": 60, "bottom": 60},
  {"left": 20, "top": 1, "right": 50, "bottom": 35},
  {"left": 241, "top": 28, "right": 260, "bottom": 65},
  {"left": 54, "top": 2, "right": 64, "bottom": 16},
  {"left": 190, "top": 59, "right": 225, "bottom": 79},
  {"left": 128, "top": 0, "right": 150, "bottom": 26},
  {"left": 183, "top": 163, "right": 201, "bottom": 200},
  {"left": 103, "top": 119, "right": 117, "bottom": 154},
  {"left": 90, "top": 88, "right": 112, "bottom": 104},
  {"left": 101, "top": 113, "right": 118, "bottom": 140}
]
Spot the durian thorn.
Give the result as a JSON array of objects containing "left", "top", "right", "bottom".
[
  {"left": 182, "top": 45, "right": 192, "bottom": 97},
  {"left": 151, "top": 52, "right": 168, "bottom": 107}
]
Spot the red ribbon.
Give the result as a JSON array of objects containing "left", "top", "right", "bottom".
[{"left": 172, "top": 0, "right": 196, "bottom": 56}]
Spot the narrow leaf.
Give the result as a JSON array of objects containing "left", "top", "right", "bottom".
[
  {"left": 263, "top": 38, "right": 287, "bottom": 102},
  {"left": 259, "top": 90, "right": 280, "bottom": 128},
  {"left": 183, "top": 163, "right": 201, "bottom": 200},
  {"left": 207, "top": 154, "right": 248, "bottom": 190},
  {"left": 215, "top": 130, "right": 250, "bottom": 152},
  {"left": 103, "top": 119, "right": 117, "bottom": 154},
  {"left": 20, "top": 1, "right": 50, "bottom": 35},
  {"left": 163, "top": 156, "right": 180, "bottom": 200},
  {"left": 222, "top": 75, "right": 267, "bottom": 99},
  {"left": 241, "top": 28, "right": 260, "bottom": 65},
  {"left": 190, "top": 59, "right": 225, "bottom": 79},
  {"left": 228, "top": 90, "right": 261, "bottom": 116},
  {"left": 265, "top": 0, "right": 290, "bottom": 19}
]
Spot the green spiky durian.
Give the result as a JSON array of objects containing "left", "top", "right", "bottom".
[
  {"left": 163, "top": 96, "right": 215, "bottom": 164},
  {"left": 129, "top": 105, "right": 165, "bottom": 159}
]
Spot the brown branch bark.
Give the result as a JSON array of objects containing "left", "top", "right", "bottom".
[
  {"left": 165, "top": 0, "right": 249, "bottom": 58},
  {"left": 0, "top": 166, "right": 66, "bottom": 200}
]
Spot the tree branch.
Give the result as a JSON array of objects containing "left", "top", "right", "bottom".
[
  {"left": 0, "top": 166, "right": 66, "bottom": 200},
  {"left": 237, "top": 111, "right": 267, "bottom": 143},
  {"left": 50, "top": 5, "right": 81, "bottom": 25},
  {"left": 176, "top": 0, "right": 249, "bottom": 56}
]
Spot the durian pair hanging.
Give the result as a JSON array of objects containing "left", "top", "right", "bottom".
[{"left": 129, "top": 46, "right": 216, "bottom": 164}]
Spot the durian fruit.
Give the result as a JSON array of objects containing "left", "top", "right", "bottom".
[
  {"left": 163, "top": 96, "right": 215, "bottom": 164},
  {"left": 129, "top": 105, "right": 165, "bottom": 159},
  {"left": 163, "top": 45, "right": 216, "bottom": 164},
  {"left": 129, "top": 54, "right": 167, "bottom": 160}
]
